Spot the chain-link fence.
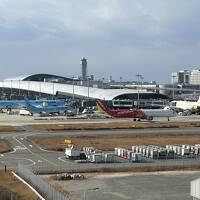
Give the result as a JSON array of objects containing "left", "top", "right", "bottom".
[
  {"left": 0, "top": 187, "right": 18, "bottom": 200},
  {"left": 17, "top": 163, "right": 69, "bottom": 200}
]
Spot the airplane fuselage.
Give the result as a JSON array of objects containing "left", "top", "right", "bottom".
[{"left": 172, "top": 100, "right": 200, "bottom": 110}]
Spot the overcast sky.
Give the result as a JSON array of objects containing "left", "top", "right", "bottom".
[{"left": 0, "top": 0, "right": 200, "bottom": 83}]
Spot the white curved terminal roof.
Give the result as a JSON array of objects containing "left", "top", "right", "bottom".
[
  {"left": 0, "top": 80, "right": 144, "bottom": 100},
  {"left": 4, "top": 75, "right": 30, "bottom": 81}
]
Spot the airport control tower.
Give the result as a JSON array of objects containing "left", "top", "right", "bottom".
[{"left": 80, "top": 57, "right": 87, "bottom": 80}]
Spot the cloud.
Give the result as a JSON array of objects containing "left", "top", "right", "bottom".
[{"left": 0, "top": 0, "right": 200, "bottom": 82}]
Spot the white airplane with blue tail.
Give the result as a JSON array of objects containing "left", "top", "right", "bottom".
[{"left": 24, "top": 97, "right": 74, "bottom": 116}]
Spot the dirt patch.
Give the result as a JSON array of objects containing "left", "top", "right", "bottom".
[
  {"left": 45, "top": 165, "right": 200, "bottom": 176},
  {"left": 0, "top": 126, "right": 24, "bottom": 132},
  {"left": 0, "top": 139, "right": 12, "bottom": 153},
  {"left": 0, "top": 171, "right": 37, "bottom": 200},
  {"left": 29, "top": 132, "right": 200, "bottom": 151}
]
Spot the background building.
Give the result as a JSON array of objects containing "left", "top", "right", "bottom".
[
  {"left": 190, "top": 69, "right": 200, "bottom": 85},
  {"left": 171, "top": 69, "right": 200, "bottom": 85},
  {"left": 171, "top": 70, "right": 190, "bottom": 85}
]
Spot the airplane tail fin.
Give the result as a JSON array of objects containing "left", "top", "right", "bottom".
[
  {"left": 96, "top": 99, "right": 113, "bottom": 117},
  {"left": 96, "top": 99, "right": 108, "bottom": 112},
  {"left": 24, "top": 96, "right": 32, "bottom": 110}
]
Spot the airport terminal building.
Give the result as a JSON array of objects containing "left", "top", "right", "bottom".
[{"left": 0, "top": 74, "right": 169, "bottom": 108}]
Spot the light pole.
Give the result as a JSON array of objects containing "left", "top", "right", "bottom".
[
  {"left": 28, "top": 81, "right": 30, "bottom": 97},
  {"left": 52, "top": 82, "right": 55, "bottom": 99},
  {"left": 86, "top": 77, "right": 90, "bottom": 109},
  {"left": 10, "top": 80, "right": 13, "bottom": 99},
  {"left": 18, "top": 80, "right": 21, "bottom": 96},
  {"left": 171, "top": 75, "right": 176, "bottom": 99},
  {"left": 39, "top": 82, "right": 41, "bottom": 98},
  {"left": 2, "top": 80, "right": 4, "bottom": 95},
  {"left": 120, "top": 77, "right": 122, "bottom": 89},
  {"left": 136, "top": 73, "right": 143, "bottom": 108},
  {"left": 72, "top": 77, "right": 75, "bottom": 100},
  {"left": 83, "top": 187, "right": 99, "bottom": 200},
  {"left": 87, "top": 77, "right": 90, "bottom": 99},
  {"left": 102, "top": 78, "right": 104, "bottom": 89}
]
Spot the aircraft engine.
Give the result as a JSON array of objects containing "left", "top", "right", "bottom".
[{"left": 42, "top": 102, "right": 48, "bottom": 107}]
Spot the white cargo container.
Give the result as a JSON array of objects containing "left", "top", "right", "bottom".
[
  {"left": 117, "top": 148, "right": 121, "bottom": 157},
  {"left": 172, "top": 146, "right": 181, "bottom": 155},
  {"left": 127, "top": 151, "right": 134, "bottom": 160},
  {"left": 194, "top": 147, "right": 200, "bottom": 155},
  {"left": 139, "top": 146, "right": 143, "bottom": 154},
  {"left": 182, "top": 144, "right": 187, "bottom": 149},
  {"left": 130, "top": 153, "right": 142, "bottom": 162},
  {"left": 123, "top": 149, "right": 128, "bottom": 159},
  {"left": 167, "top": 149, "right": 175, "bottom": 159},
  {"left": 142, "top": 147, "right": 147, "bottom": 156},
  {"left": 104, "top": 153, "right": 115, "bottom": 163},
  {"left": 146, "top": 148, "right": 151, "bottom": 157},
  {"left": 150, "top": 149, "right": 158, "bottom": 159},
  {"left": 88, "top": 153, "right": 103, "bottom": 163},
  {"left": 181, "top": 148, "right": 190, "bottom": 156},
  {"left": 135, "top": 146, "right": 139, "bottom": 153},
  {"left": 114, "top": 148, "right": 118, "bottom": 155},
  {"left": 177, "top": 146, "right": 182, "bottom": 155},
  {"left": 132, "top": 146, "right": 137, "bottom": 153},
  {"left": 120, "top": 148, "right": 125, "bottom": 157},
  {"left": 158, "top": 149, "right": 167, "bottom": 159},
  {"left": 83, "top": 147, "right": 96, "bottom": 155}
]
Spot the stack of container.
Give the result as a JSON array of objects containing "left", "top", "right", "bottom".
[
  {"left": 115, "top": 147, "right": 142, "bottom": 162},
  {"left": 83, "top": 147, "right": 96, "bottom": 155},
  {"left": 104, "top": 153, "right": 115, "bottom": 163},
  {"left": 194, "top": 145, "right": 200, "bottom": 155},
  {"left": 130, "top": 152, "right": 142, "bottom": 162},
  {"left": 150, "top": 149, "right": 158, "bottom": 159},
  {"left": 87, "top": 153, "right": 103, "bottom": 163},
  {"left": 165, "top": 144, "right": 200, "bottom": 157},
  {"left": 132, "top": 145, "right": 175, "bottom": 159},
  {"left": 87, "top": 153, "right": 115, "bottom": 163},
  {"left": 158, "top": 149, "right": 167, "bottom": 159}
]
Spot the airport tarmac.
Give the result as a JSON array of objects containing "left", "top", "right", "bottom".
[
  {"left": 0, "top": 113, "right": 199, "bottom": 126},
  {"left": 0, "top": 116, "right": 199, "bottom": 200},
  {"left": 1, "top": 128, "right": 200, "bottom": 172},
  {"left": 46, "top": 171, "right": 200, "bottom": 200}
]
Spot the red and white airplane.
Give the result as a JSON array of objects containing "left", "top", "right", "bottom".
[{"left": 96, "top": 99, "right": 175, "bottom": 120}]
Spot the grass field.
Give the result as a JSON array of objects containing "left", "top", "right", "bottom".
[
  {"left": 0, "top": 171, "right": 37, "bottom": 200},
  {"left": 0, "top": 125, "right": 24, "bottom": 132},
  {"left": 29, "top": 132, "right": 200, "bottom": 151},
  {"left": 0, "top": 139, "right": 12, "bottom": 153},
  {"left": 30, "top": 121, "right": 200, "bottom": 131}
]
